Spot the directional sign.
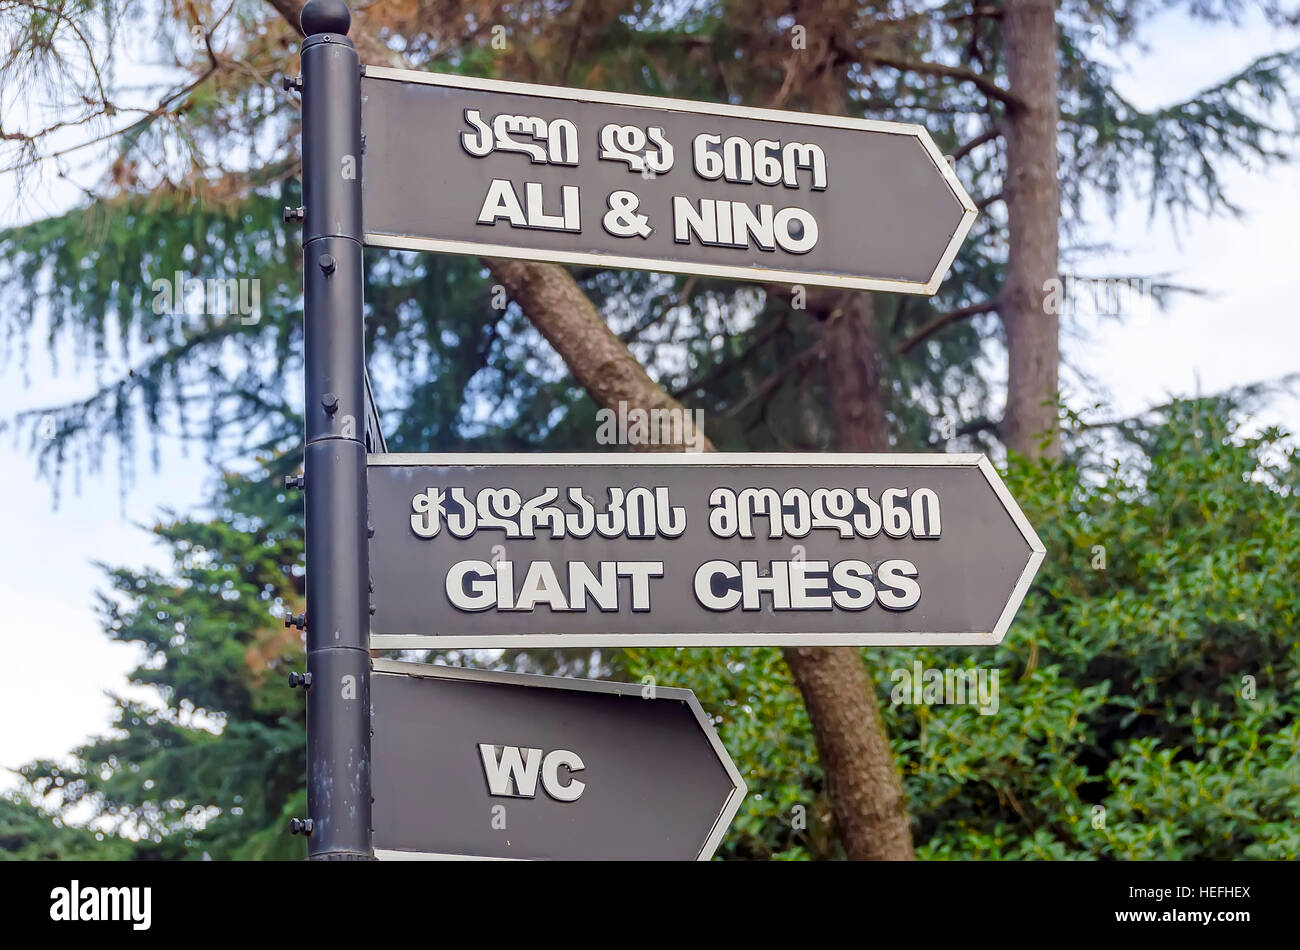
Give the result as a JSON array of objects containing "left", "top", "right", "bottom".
[
  {"left": 367, "top": 453, "right": 1045, "bottom": 649},
  {"left": 370, "top": 660, "right": 747, "bottom": 860},
  {"left": 359, "top": 68, "right": 976, "bottom": 293}
]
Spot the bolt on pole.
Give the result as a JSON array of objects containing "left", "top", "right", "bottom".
[{"left": 296, "top": 0, "right": 373, "bottom": 860}]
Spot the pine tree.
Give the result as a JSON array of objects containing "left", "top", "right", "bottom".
[{"left": 12, "top": 463, "right": 309, "bottom": 860}]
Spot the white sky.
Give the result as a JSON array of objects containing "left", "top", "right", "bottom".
[
  {"left": 0, "top": 9, "right": 1298, "bottom": 788},
  {"left": 1067, "top": 10, "right": 1300, "bottom": 432}
]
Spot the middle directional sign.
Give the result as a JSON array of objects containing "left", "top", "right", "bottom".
[
  {"left": 359, "top": 68, "right": 976, "bottom": 293},
  {"left": 367, "top": 453, "right": 1045, "bottom": 649}
]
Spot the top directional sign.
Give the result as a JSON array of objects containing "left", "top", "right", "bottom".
[{"left": 359, "top": 68, "right": 977, "bottom": 293}]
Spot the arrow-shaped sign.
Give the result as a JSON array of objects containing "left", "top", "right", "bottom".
[
  {"left": 367, "top": 452, "right": 1045, "bottom": 648},
  {"left": 371, "top": 660, "right": 747, "bottom": 860},
  {"left": 360, "top": 68, "right": 976, "bottom": 293}
]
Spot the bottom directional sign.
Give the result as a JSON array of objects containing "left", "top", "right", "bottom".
[{"left": 371, "top": 660, "right": 747, "bottom": 860}]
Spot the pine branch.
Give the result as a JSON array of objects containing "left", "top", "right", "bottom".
[
  {"left": 899, "top": 300, "right": 999, "bottom": 354},
  {"left": 951, "top": 121, "right": 1004, "bottom": 162},
  {"left": 1061, "top": 46, "right": 1300, "bottom": 220},
  {"left": 719, "top": 339, "right": 823, "bottom": 421},
  {"left": 867, "top": 55, "right": 1028, "bottom": 114},
  {"left": 671, "top": 313, "right": 787, "bottom": 398}
]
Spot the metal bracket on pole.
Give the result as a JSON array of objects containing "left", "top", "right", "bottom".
[{"left": 296, "top": 0, "right": 373, "bottom": 861}]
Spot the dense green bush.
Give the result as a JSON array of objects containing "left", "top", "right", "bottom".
[{"left": 626, "top": 400, "right": 1299, "bottom": 859}]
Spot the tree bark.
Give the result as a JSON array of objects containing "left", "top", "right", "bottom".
[
  {"left": 777, "top": 292, "right": 915, "bottom": 861},
  {"left": 485, "top": 259, "right": 712, "bottom": 453},
  {"left": 999, "top": 0, "right": 1061, "bottom": 458},
  {"left": 480, "top": 265, "right": 917, "bottom": 860},
  {"left": 820, "top": 294, "right": 892, "bottom": 451},
  {"left": 784, "top": 645, "right": 914, "bottom": 859},
  {"left": 490, "top": 262, "right": 914, "bottom": 859}
]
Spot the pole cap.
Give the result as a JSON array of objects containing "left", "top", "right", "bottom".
[{"left": 301, "top": 0, "right": 351, "bottom": 37}]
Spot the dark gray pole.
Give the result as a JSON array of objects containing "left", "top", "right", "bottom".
[{"left": 294, "top": 0, "right": 372, "bottom": 861}]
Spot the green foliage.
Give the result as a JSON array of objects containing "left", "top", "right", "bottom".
[
  {"left": 6, "top": 456, "right": 308, "bottom": 860},
  {"left": 0, "top": 189, "right": 303, "bottom": 490},
  {"left": 7, "top": 1, "right": 1296, "bottom": 478},
  {"left": 633, "top": 400, "right": 1298, "bottom": 860},
  {"left": 1061, "top": 35, "right": 1300, "bottom": 221},
  {"left": 0, "top": 793, "right": 135, "bottom": 860},
  {"left": 910, "top": 400, "right": 1299, "bottom": 860}
]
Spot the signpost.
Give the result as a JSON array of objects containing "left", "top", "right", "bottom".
[
  {"left": 370, "top": 660, "right": 746, "bottom": 860},
  {"left": 360, "top": 68, "right": 976, "bottom": 293},
  {"left": 286, "top": 0, "right": 1031, "bottom": 861},
  {"left": 367, "top": 453, "right": 1044, "bottom": 648},
  {"left": 294, "top": 0, "right": 372, "bottom": 861}
]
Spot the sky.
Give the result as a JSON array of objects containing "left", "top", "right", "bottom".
[
  {"left": 1067, "top": 11, "right": 1300, "bottom": 433},
  {"left": 0, "top": 8, "right": 1298, "bottom": 790}
]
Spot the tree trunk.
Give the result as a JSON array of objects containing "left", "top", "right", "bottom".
[
  {"left": 776, "top": 292, "right": 916, "bottom": 861},
  {"left": 784, "top": 645, "right": 914, "bottom": 859},
  {"left": 485, "top": 259, "right": 712, "bottom": 453},
  {"left": 491, "top": 262, "right": 915, "bottom": 859},
  {"left": 820, "top": 294, "right": 892, "bottom": 451},
  {"left": 1000, "top": 0, "right": 1062, "bottom": 458},
  {"left": 488, "top": 264, "right": 916, "bottom": 859}
]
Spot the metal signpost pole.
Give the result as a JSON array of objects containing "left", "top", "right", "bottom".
[{"left": 292, "top": 0, "right": 373, "bottom": 860}]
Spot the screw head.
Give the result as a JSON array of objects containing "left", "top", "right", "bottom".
[
  {"left": 321, "top": 392, "right": 340, "bottom": 414},
  {"left": 289, "top": 817, "right": 314, "bottom": 836},
  {"left": 318, "top": 253, "right": 336, "bottom": 276}
]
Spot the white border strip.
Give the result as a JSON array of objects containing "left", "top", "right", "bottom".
[
  {"left": 368, "top": 451, "right": 986, "bottom": 467},
  {"left": 365, "top": 452, "right": 1044, "bottom": 648},
  {"left": 374, "top": 849, "right": 519, "bottom": 861},
  {"left": 370, "top": 632, "right": 999, "bottom": 648},
  {"left": 371, "top": 659, "right": 748, "bottom": 861},
  {"left": 361, "top": 66, "right": 977, "bottom": 295}
]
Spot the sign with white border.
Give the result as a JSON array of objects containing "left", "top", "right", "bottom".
[
  {"left": 360, "top": 67, "right": 977, "bottom": 293},
  {"left": 370, "top": 660, "right": 747, "bottom": 861},
  {"left": 367, "top": 453, "right": 1044, "bottom": 649}
]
